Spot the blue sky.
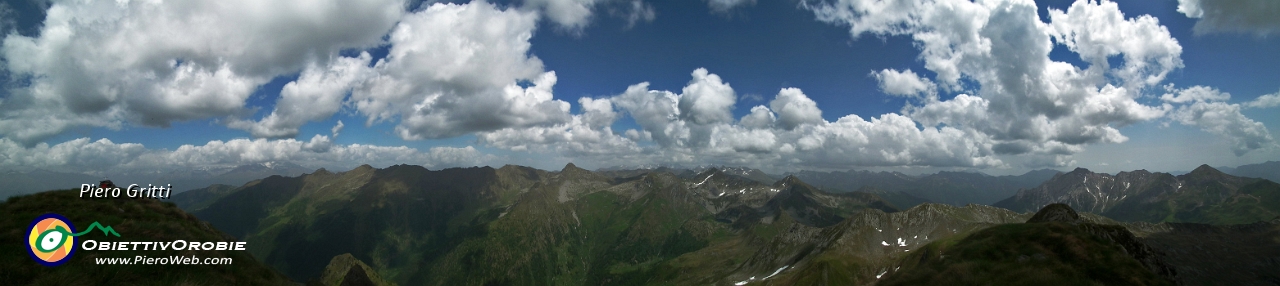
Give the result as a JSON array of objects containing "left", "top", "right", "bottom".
[{"left": 1, "top": 0, "right": 1278, "bottom": 175}]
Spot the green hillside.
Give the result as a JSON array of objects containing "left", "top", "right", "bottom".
[{"left": 183, "top": 164, "right": 916, "bottom": 285}]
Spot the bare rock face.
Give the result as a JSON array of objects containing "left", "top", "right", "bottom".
[{"left": 1027, "top": 203, "right": 1081, "bottom": 224}]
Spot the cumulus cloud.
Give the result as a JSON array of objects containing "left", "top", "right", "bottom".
[
  {"left": 0, "top": 0, "right": 404, "bottom": 146},
  {"left": 1177, "top": 0, "right": 1280, "bottom": 36},
  {"left": 872, "top": 69, "right": 936, "bottom": 99},
  {"left": 350, "top": 1, "right": 572, "bottom": 140},
  {"left": 0, "top": 137, "right": 491, "bottom": 174},
  {"left": 482, "top": 68, "right": 1004, "bottom": 169},
  {"left": 799, "top": 0, "right": 1271, "bottom": 157},
  {"left": 611, "top": 82, "right": 688, "bottom": 148},
  {"left": 740, "top": 105, "right": 777, "bottom": 129},
  {"left": 770, "top": 88, "right": 824, "bottom": 130},
  {"left": 229, "top": 53, "right": 375, "bottom": 138},
  {"left": 1245, "top": 90, "right": 1280, "bottom": 109},
  {"left": 1170, "top": 101, "right": 1274, "bottom": 156},
  {"left": 476, "top": 96, "right": 637, "bottom": 156},
  {"left": 1160, "top": 85, "right": 1231, "bottom": 103},
  {"left": 1155, "top": 85, "right": 1276, "bottom": 155}
]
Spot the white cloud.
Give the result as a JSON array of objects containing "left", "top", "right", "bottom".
[
  {"left": 611, "top": 82, "right": 688, "bottom": 148},
  {"left": 0, "top": 0, "right": 404, "bottom": 145},
  {"left": 872, "top": 69, "right": 936, "bottom": 98},
  {"left": 0, "top": 136, "right": 492, "bottom": 174},
  {"left": 801, "top": 0, "right": 1269, "bottom": 158},
  {"left": 1176, "top": 0, "right": 1280, "bottom": 36},
  {"left": 788, "top": 113, "right": 1002, "bottom": 168},
  {"left": 1170, "top": 101, "right": 1274, "bottom": 156},
  {"left": 770, "top": 88, "right": 824, "bottom": 130},
  {"left": 1160, "top": 85, "right": 1231, "bottom": 103},
  {"left": 229, "top": 53, "right": 375, "bottom": 138},
  {"left": 1245, "top": 90, "right": 1280, "bottom": 109},
  {"left": 578, "top": 97, "right": 617, "bottom": 129},
  {"left": 332, "top": 121, "right": 345, "bottom": 137},
  {"left": 476, "top": 96, "right": 638, "bottom": 156},
  {"left": 740, "top": 105, "right": 776, "bottom": 129},
  {"left": 350, "top": 1, "right": 572, "bottom": 140},
  {"left": 678, "top": 68, "right": 737, "bottom": 126},
  {"left": 484, "top": 68, "right": 1005, "bottom": 169},
  {"left": 707, "top": 0, "right": 756, "bottom": 13},
  {"left": 1048, "top": 0, "right": 1184, "bottom": 88},
  {"left": 1178, "top": 0, "right": 1204, "bottom": 18}
]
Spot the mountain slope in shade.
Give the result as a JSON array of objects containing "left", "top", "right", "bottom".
[
  {"left": 170, "top": 183, "right": 238, "bottom": 212},
  {"left": 879, "top": 204, "right": 1176, "bottom": 285},
  {"left": 1137, "top": 219, "right": 1280, "bottom": 285},
  {"left": 995, "top": 165, "right": 1280, "bottom": 224}
]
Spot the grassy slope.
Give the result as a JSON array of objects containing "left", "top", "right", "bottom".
[
  {"left": 424, "top": 172, "right": 722, "bottom": 285},
  {"left": 0, "top": 190, "right": 293, "bottom": 285}
]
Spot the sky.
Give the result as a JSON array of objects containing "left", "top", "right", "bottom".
[{"left": 0, "top": 0, "right": 1278, "bottom": 176}]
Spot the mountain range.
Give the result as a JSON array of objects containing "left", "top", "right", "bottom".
[
  {"left": 158, "top": 162, "right": 1280, "bottom": 285},
  {"left": 788, "top": 168, "right": 1060, "bottom": 207},
  {"left": 995, "top": 165, "right": 1280, "bottom": 224},
  {"left": 4, "top": 160, "right": 1278, "bottom": 285}
]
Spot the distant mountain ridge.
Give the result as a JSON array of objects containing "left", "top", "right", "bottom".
[
  {"left": 789, "top": 168, "right": 1060, "bottom": 207},
  {"left": 0, "top": 169, "right": 101, "bottom": 199},
  {"left": 0, "top": 161, "right": 314, "bottom": 199},
  {"left": 1225, "top": 161, "right": 1280, "bottom": 183},
  {"left": 994, "top": 165, "right": 1280, "bottom": 224}
]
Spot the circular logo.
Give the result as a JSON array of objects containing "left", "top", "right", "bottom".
[{"left": 27, "top": 213, "right": 77, "bottom": 267}]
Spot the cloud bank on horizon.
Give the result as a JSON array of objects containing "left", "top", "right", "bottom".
[{"left": 1, "top": 0, "right": 1278, "bottom": 174}]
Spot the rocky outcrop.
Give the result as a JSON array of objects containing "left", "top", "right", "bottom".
[{"left": 1026, "top": 203, "right": 1081, "bottom": 224}]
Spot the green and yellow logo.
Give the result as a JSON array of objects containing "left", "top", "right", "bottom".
[{"left": 26, "top": 213, "right": 120, "bottom": 266}]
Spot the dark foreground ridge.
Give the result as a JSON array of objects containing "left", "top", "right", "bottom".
[{"left": 881, "top": 203, "right": 1177, "bottom": 285}]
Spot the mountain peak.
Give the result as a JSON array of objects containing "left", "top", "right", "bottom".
[
  {"left": 562, "top": 162, "right": 585, "bottom": 172},
  {"left": 1027, "top": 203, "right": 1081, "bottom": 224},
  {"left": 1187, "top": 164, "right": 1224, "bottom": 177},
  {"left": 1068, "top": 167, "right": 1093, "bottom": 174},
  {"left": 774, "top": 175, "right": 808, "bottom": 188}
]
